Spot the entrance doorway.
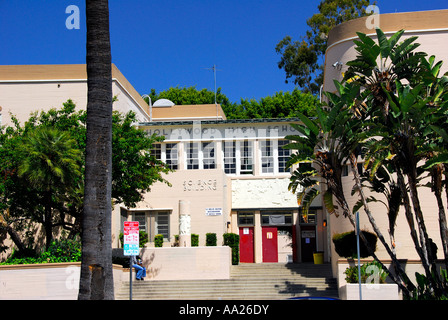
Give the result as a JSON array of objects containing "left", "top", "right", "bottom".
[
  {"left": 262, "top": 227, "right": 278, "bottom": 262},
  {"left": 239, "top": 227, "right": 254, "bottom": 263},
  {"left": 300, "top": 225, "right": 316, "bottom": 262}
]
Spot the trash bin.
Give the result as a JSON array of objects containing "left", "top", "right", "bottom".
[{"left": 313, "top": 252, "right": 324, "bottom": 264}]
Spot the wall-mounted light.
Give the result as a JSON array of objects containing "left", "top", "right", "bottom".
[{"left": 332, "top": 61, "right": 343, "bottom": 71}]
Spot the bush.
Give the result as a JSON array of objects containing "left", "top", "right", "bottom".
[
  {"left": 332, "top": 230, "right": 377, "bottom": 258},
  {"left": 206, "top": 233, "right": 217, "bottom": 246},
  {"left": 191, "top": 234, "right": 199, "bottom": 247},
  {"left": 154, "top": 234, "right": 164, "bottom": 247},
  {"left": 223, "top": 233, "right": 239, "bottom": 265},
  {"left": 344, "top": 260, "right": 388, "bottom": 284},
  {"left": 1, "top": 239, "right": 81, "bottom": 265}
]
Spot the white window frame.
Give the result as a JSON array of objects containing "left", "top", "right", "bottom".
[
  {"left": 259, "top": 139, "right": 291, "bottom": 175},
  {"left": 185, "top": 141, "right": 216, "bottom": 170}
]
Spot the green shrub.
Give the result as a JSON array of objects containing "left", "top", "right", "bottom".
[
  {"left": 223, "top": 233, "right": 239, "bottom": 265},
  {"left": 206, "top": 233, "right": 217, "bottom": 246},
  {"left": 154, "top": 234, "right": 164, "bottom": 247},
  {"left": 344, "top": 260, "right": 388, "bottom": 284},
  {"left": 332, "top": 230, "right": 377, "bottom": 258},
  {"left": 191, "top": 234, "right": 199, "bottom": 247},
  {"left": 1, "top": 239, "right": 81, "bottom": 265}
]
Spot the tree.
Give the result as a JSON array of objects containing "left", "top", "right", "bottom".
[
  {"left": 0, "top": 102, "right": 170, "bottom": 257},
  {"left": 79, "top": 0, "right": 114, "bottom": 300},
  {"left": 287, "top": 29, "right": 448, "bottom": 298},
  {"left": 275, "top": 0, "right": 372, "bottom": 94},
  {"left": 18, "top": 127, "right": 82, "bottom": 249},
  {"left": 146, "top": 86, "right": 318, "bottom": 119}
]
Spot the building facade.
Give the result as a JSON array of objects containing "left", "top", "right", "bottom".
[{"left": 113, "top": 116, "right": 327, "bottom": 264}]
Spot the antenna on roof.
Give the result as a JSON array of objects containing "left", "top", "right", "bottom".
[
  {"left": 203, "top": 64, "right": 221, "bottom": 105},
  {"left": 204, "top": 64, "right": 222, "bottom": 120}
]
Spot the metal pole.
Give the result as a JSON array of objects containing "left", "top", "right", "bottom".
[
  {"left": 356, "top": 211, "right": 362, "bottom": 300},
  {"left": 129, "top": 256, "right": 133, "bottom": 300}
]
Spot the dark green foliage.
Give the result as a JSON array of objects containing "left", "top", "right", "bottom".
[
  {"left": 344, "top": 260, "right": 388, "bottom": 284},
  {"left": 223, "top": 233, "right": 239, "bottom": 265},
  {"left": 191, "top": 234, "right": 199, "bottom": 247},
  {"left": 332, "top": 230, "right": 377, "bottom": 258},
  {"left": 1, "top": 239, "right": 81, "bottom": 265},
  {"left": 154, "top": 234, "right": 164, "bottom": 248},
  {"left": 206, "top": 233, "right": 217, "bottom": 246}
]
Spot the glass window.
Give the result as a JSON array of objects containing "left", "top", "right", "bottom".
[
  {"left": 223, "top": 141, "right": 236, "bottom": 174},
  {"left": 202, "top": 142, "right": 216, "bottom": 169},
  {"left": 133, "top": 212, "right": 147, "bottom": 233},
  {"left": 261, "top": 140, "right": 274, "bottom": 173},
  {"left": 238, "top": 212, "right": 254, "bottom": 226},
  {"left": 151, "top": 143, "right": 162, "bottom": 161},
  {"left": 166, "top": 143, "right": 178, "bottom": 170},
  {"left": 299, "top": 209, "right": 316, "bottom": 224},
  {"left": 278, "top": 140, "right": 291, "bottom": 173},
  {"left": 156, "top": 211, "right": 170, "bottom": 241},
  {"left": 186, "top": 142, "right": 199, "bottom": 170},
  {"left": 261, "top": 212, "right": 292, "bottom": 226},
  {"left": 240, "top": 141, "right": 253, "bottom": 174}
]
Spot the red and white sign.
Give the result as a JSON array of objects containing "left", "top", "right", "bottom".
[{"left": 123, "top": 221, "right": 139, "bottom": 256}]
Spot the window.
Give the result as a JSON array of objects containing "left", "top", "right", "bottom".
[
  {"left": 133, "top": 212, "right": 147, "bottom": 233},
  {"left": 261, "top": 211, "right": 292, "bottom": 226},
  {"left": 186, "top": 142, "right": 199, "bottom": 169},
  {"left": 278, "top": 140, "right": 291, "bottom": 173},
  {"left": 186, "top": 142, "right": 216, "bottom": 170},
  {"left": 165, "top": 143, "right": 178, "bottom": 170},
  {"left": 151, "top": 143, "right": 178, "bottom": 170},
  {"left": 240, "top": 141, "right": 253, "bottom": 174},
  {"left": 260, "top": 140, "right": 274, "bottom": 173},
  {"left": 202, "top": 142, "right": 216, "bottom": 169},
  {"left": 156, "top": 211, "right": 170, "bottom": 241},
  {"left": 238, "top": 211, "right": 254, "bottom": 226},
  {"left": 151, "top": 143, "right": 162, "bottom": 161},
  {"left": 299, "top": 209, "right": 316, "bottom": 224},
  {"left": 223, "top": 141, "right": 236, "bottom": 174}
]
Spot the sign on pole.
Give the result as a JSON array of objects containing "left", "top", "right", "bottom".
[{"left": 123, "top": 221, "right": 139, "bottom": 256}]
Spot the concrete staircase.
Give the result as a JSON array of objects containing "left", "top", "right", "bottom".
[{"left": 115, "top": 263, "right": 338, "bottom": 300}]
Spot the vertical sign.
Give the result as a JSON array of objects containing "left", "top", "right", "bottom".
[{"left": 123, "top": 221, "right": 139, "bottom": 256}]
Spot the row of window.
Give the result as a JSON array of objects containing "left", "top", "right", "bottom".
[{"left": 151, "top": 140, "right": 292, "bottom": 175}]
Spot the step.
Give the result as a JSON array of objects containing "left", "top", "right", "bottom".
[{"left": 115, "top": 263, "right": 338, "bottom": 300}]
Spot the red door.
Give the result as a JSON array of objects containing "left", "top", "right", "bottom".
[
  {"left": 239, "top": 227, "right": 254, "bottom": 263},
  {"left": 262, "top": 227, "right": 278, "bottom": 263}
]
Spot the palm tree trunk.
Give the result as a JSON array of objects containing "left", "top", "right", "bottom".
[
  {"left": 349, "top": 154, "right": 414, "bottom": 295},
  {"left": 431, "top": 165, "right": 448, "bottom": 271},
  {"left": 78, "top": 0, "right": 114, "bottom": 300}
]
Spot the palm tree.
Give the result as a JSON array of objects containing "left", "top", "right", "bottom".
[
  {"left": 18, "top": 126, "right": 82, "bottom": 249},
  {"left": 78, "top": 0, "right": 114, "bottom": 300}
]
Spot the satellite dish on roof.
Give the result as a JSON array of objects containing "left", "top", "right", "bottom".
[{"left": 153, "top": 99, "right": 175, "bottom": 107}]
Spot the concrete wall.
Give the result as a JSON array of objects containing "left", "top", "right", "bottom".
[
  {"left": 115, "top": 246, "right": 232, "bottom": 281},
  {"left": 0, "top": 263, "right": 124, "bottom": 300}
]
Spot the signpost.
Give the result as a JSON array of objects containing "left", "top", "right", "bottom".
[{"left": 123, "top": 221, "right": 139, "bottom": 300}]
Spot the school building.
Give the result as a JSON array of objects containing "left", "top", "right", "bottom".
[{"left": 1, "top": 9, "right": 447, "bottom": 280}]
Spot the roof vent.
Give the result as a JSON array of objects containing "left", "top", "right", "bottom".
[{"left": 153, "top": 99, "right": 175, "bottom": 107}]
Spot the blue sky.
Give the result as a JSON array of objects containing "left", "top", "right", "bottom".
[{"left": 0, "top": 1, "right": 447, "bottom": 103}]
